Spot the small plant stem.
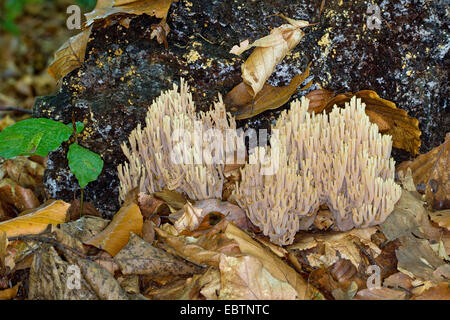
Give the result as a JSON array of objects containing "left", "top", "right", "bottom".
[{"left": 80, "top": 187, "right": 84, "bottom": 219}]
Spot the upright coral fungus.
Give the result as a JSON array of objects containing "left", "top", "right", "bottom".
[
  {"left": 117, "top": 79, "right": 244, "bottom": 202},
  {"left": 233, "top": 96, "right": 402, "bottom": 245}
]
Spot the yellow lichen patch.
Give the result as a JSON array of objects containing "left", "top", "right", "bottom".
[{"left": 185, "top": 49, "right": 202, "bottom": 63}]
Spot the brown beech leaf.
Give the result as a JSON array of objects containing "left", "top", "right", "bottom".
[
  {"left": 0, "top": 200, "right": 69, "bottom": 238},
  {"left": 174, "top": 199, "right": 249, "bottom": 233},
  {"left": 69, "top": 255, "right": 129, "bottom": 300},
  {"left": 115, "top": 233, "right": 203, "bottom": 276},
  {"left": 305, "top": 88, "right": 335, "bottom": 113},
  {"left": 85, "top": 202, "right": 143, "bottom": 256},
  {"left": 0, "top": 283, "right": 20, "bottom": 300},
  {"left": 137, "top": 193, "right": 169, "bottom": 219},
  {"left": 47, "top": 26, "right": 93, "bottom": 81},
  {"left": 67, "top": 200, "right": 102, "bottom": 222},
  {"left": 60, "top": 216, "right": 109, "bottom": 243},
  {"left": 218, "top": 254, "right": 298, "bottom": 300},
  {"left": 29, "top": 246, "right": 98, "bottom": 300},
  {"left": 155, "top": 223, "right": 240, "bottom": 268},
  {"left": 288, "top": 228, "right": 380, "bottom": 269},
  {"left": 383, "top": 272, "right": 414, "bottom": 291},
  {"left": 2, "top": 156, "right": 44, "bottom": 188},
  {"left": 412, "top": 283, "right": 450, "bottom": 300},
  {"left": 154, "top": 189, "right": 187, "bottom": 211},
  {"left": 224, "top": 223, "right": 318, "bottom": 299},
  {"left": 230, "top": 16, "right": 311, "bottom": 96},
  {"left": 306, "top": 89, "right": 421, "bottom": 154},
  {"left": 0, "top": 178, "right": 40, "bottom": 214},
  {"left": 396, "top": 235, "right": 445, "bottom": 282},
  {"left": 397, "top": 133, "right": 449, "bottom": 210},
  {"left": 225, "top": 65, "right": 311, "bottom": 120},
  {"left": 381, "top": 189, "right": 441, "bottom": 241},
  {"left": 429, "top": 210, "right": 450, "bottom": 231},
  {"left": 354, "top": 287, "right": 407, "bottom": 300},
  {"left": 85, "top": 0, "right": 174, "bottom": 27}
]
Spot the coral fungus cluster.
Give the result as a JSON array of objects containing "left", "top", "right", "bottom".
[
  {"left": 118, "top": 82, "right": 401, "bottom": 246},
  {"left": 233, "top": 97, "right": 402, "bottom": 245},
  {"left": 118, "top": 80, "right": 243, "bottom": 202}
]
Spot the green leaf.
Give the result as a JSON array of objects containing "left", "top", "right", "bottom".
[
  {"left": 67, "top": 143, "right": 103, "bottom": 188},
  {"left": 0, "top": 118, "right": 84, "bottom": 158}
]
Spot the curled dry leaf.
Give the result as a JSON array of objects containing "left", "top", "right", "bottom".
[
  {"left": 29, "top": 246, "right": 97, "bottom": 300},
  {"left": 412, "top": 282, "right": 450, "bottom": 300},
  {"left": 354, "top": 287, "right": 407, "bottom": 300},
  {"left": 85, "top": 202, "right": 143, "bottom": 256},
  {"left": 383, "top": 272, "right": 414, "bottom": 291},
  {"left": 381, "top": 189, "right": 441, "bottom": 242},
  {"left": 305, "top": 89, "right": 421, "bottom": 154},
  {"left": 224, "top": 223, "right": 316, "bottom": 300},
  {"left": 67, "top": 199, "right": 102, "bottom": 222},
  {"left": 154, "top": 189, "right": 187, "bottom": 211},
  {"left": 225, "top": 65, "right": 311, "bottom": 120},
  {"left": 2, "top": 156, "right": 44, "bottom": 188},
  {"left": 138, "top": 193, "right": 168, "bottom": 219},
  {"left": 396, "top": 235, "right": 445, "bottom": 283},
  {"left": 230, "top": 16, "right": 311, "bottom": 97},
  {"left": 0, "top": 200, "right": 69, "bottom": 238},
  {"left": 69, "top": 255, "right": 129, "bottom": 300},
  {"left": 115, "top": 233, "right": 203, "bottom": 276},
  {"left": 428, "top": 210, "right": 450, "bottom": 231},
  {"left": 47, "top": 26, "right": 93, "bottom": 82},
  {"left": 0, "top": 283, "right": 20, "bottom": 300},
  {"left": 155, "top": 223, "right": 240, "bottom": 268},
  {"left": 218, "top": 254, "right": 298, "bottom": 300},
  {"left": 174, "top": 199, "right": 249, "bottom": 233},
  {"left": 85, "top": 0, "right": 174, "bottom": 27},
  {"left": 397, "top": 133, "right": 449, "bottom": 210},
  {"left": 288, "top": 228, "right": 380, "bottom": 269},
  {"left": 0, "top": 178, "right": 40, "bottom": 213},
  {"left": 60, "top": 216, "right": 109, "bottom": 243}
]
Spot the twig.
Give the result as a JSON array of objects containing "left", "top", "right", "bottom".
[{"left": 0, "top": 106, "right": 33, "bottom": 114}]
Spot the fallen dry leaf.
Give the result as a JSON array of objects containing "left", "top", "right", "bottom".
[
  {"left": 69, "top": 255, "right": 129, "bottom": 300},
  {"left": 85, "top": 0, "right": 173, "bottom": 29},
  {"left": 138, "top": 193, "right": 169, "bottom": 219},
  {"left": 115, "top": 233, "right": 203, "bottom": 276},
  {"left": 225, "top": 223, "right": 317, "bottom": 299},
  {"left": 0, "top": 178, "right": 40, "bottom": 214},
  {"left": 155, "top": 223, "right": 240, "bottom": 268},
  {"left": 412, "top": 282, "right": 450, "bottom": 300},
  {"left": 67, "top": 199, "right": 102, "bottom": 222},
  {"left": 396, "top": 235, "right": 445, "bottom": 282},
  {"left": 0, "top": 200, "right": 69, "bottom": 238},
  {"left": 60, "top": 216, "right": 109, "bottom": 243},
  {"left": 47, "top": 26, "right": 93, "bottom": 82},
  {"left": 0, "top": 283, "right": 20, "bottom": 300},
  {"left": 305, "top": 89, "right": 421, "bottom": 154},
  {"left": 230, "top": 16, "right": 311, "bottom": 97},
  {"left": 383, "top": 272, "right": 414, "bottom": 291},
  {"left": 288, "top": 228, "right": 380, "bottom": 269},
  {"left": 2, "top": 156, "right": 44, "bottom": 188},
  {"left": 225, "top": 65, "right": 311, "bottom": 120},
  {"left": 354, "top": 287, "right": 407, "bottom": 300},
  {"left": 86, "top": 202, "right": 143, "bottom": 256},
  {"left": 397, "top": 133, "right": 449, "bottom": 209},
  {"left": 305, "top": 88, "right": 335, "bottom": 113},
  {"left": 29, "top": 246, "right": 97, "bottom": 300},
  {"left": 428, "top": 210, "right": 450, "bottom": 231},
  {"left": 381, "top": 189, "right": 441, "bottom": 242},
  {"left": 218, "top": 254, "right": 298, "bottom": 300},
  {"left": 174, "top": 199, "right": 249, "bottom": 233},
  {"left": 154, "top": 189, "right": 187, "bottom": 211}
]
